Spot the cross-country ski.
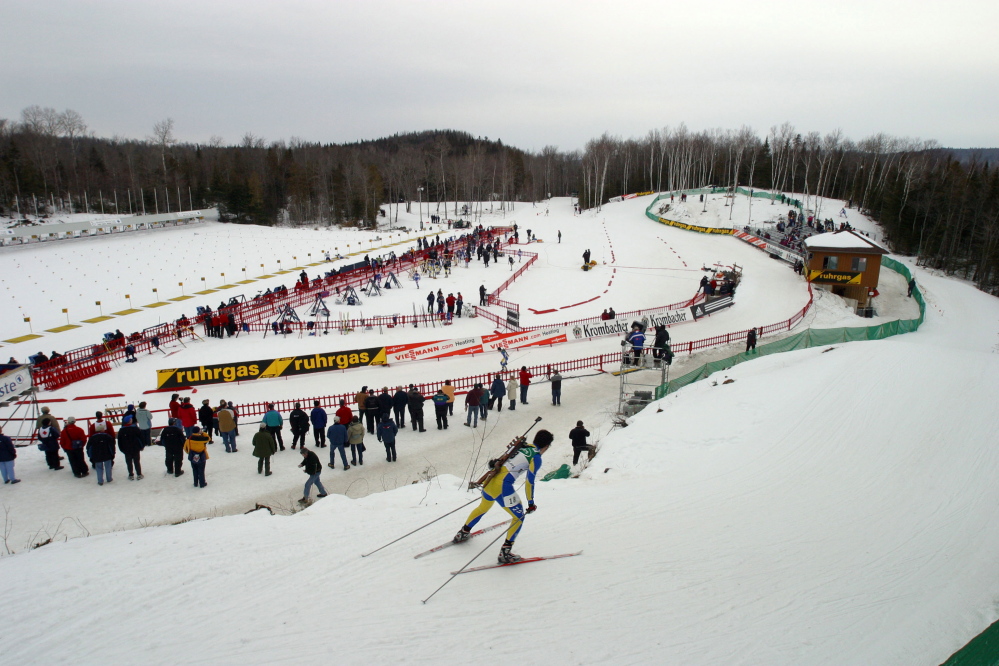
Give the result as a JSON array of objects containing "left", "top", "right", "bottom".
[
  {"left": 413, "top": 520, "right": 511, "bottom": 559},
  {"left": 452, "top": 551, "right": 583, "bottom": 575}
]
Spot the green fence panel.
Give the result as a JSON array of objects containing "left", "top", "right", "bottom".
[
  {"left": 645, "top": 188, "right": 805, "bottom": 232},
  {"left": 654, "top": 257, "right": 924, "bottom": 401}
]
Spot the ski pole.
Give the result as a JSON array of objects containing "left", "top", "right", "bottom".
[
  {"left": 422, "top": 528, "right": 507, "bottom": 604},
  {"left": 360, "top": 497, "right": 481, "bottom": 558}
]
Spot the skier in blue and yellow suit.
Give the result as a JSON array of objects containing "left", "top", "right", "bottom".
[{"left": 454, "top": 429, "right": 554, "bottom": 563}]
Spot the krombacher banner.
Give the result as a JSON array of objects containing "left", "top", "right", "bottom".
[{"left": 157, "top": 347, "right": 386, "bottom": 388}]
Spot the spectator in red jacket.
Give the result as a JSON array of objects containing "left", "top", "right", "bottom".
[
  {"left": 88, "top": 411, "right": 116, "bottom": 438},
  {"left": 169, "top": 394, "right": 181, "bottom": 420},
  {"left": 59, "top": 416, "right": 90, "bottom": 478},
  {"left": 178, "top": 397, "right": 199, "bottom": 436},
  {"left": 464, "top": 384, "right": 484, "bottom": 428},
  {"left": 518, "top": 367, "right": 533, "bottom": 405},
  {"left": 335, "top": 399, "right": 353, "bottom": 426}
]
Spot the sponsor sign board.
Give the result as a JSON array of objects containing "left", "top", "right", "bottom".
[
  {"left": 0, "top": 365, "right": 33, "bottom": 401},
  {"left": 157, "top": 347, "right": 386, "bottom": 388},
  {"left": 654, "top": 217, "right": 734, "bottom": 235},
  {"left": 808, "top": 270, "right": 862, "bottom": 285},
  {"left": 568, "top": 308, "right": 691, "bottom": 341}
]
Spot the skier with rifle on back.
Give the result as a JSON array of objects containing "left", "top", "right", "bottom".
[{"left": 453, "top": 417, "right": 554, "bottom": 564}]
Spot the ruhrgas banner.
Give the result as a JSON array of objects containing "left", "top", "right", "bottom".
[{"left": 156, "top": 347, "right": 386, "bottom": 388}]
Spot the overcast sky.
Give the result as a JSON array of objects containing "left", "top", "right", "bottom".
[{"left": 3, "top": 0, "right": 997, "bottom": 151}]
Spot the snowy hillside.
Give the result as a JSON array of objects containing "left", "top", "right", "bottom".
[{"left": 1, "top": 193, "right": 996, "bottom": 664}]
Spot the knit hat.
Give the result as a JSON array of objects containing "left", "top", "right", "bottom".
[
  {"left": 66, "top": 416, "right": 76, "bottom": 424},
  {"left": 123, "top": 415, "right": 134, "bottom": 425}
]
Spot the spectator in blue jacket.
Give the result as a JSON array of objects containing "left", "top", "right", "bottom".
[
  {"left": 377, "top": 415, "right": 398, "bottom": 462},
  {"left": 262, "top": 404, "right": 285, "bottom": 451},
  {"left": 326, "top": 420, "right": 350, "bottom": 470},
  {"left": 310, "top": 401, "right": 328, "bottom": 448},
  {"left": 489, "top": 374, "right": 506, "bottom": 412},
  {"left": 625, "top": 324, "right": 646, "bottom": 366}
]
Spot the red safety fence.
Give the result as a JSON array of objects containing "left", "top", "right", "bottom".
[
  {"left": 487, "top": 295, "right": 520, "bottom": 312},
  {"left": 29, "top": 226, "right": 512, "bottom": 391},
  {"left": 472, "top": 306, "right": 511, "bottom": 329},
  {"left": 241, "top": 310, "right": 466, "bottom": 334},
  {"left": 671, "top": 284, "right": 813, "bottom": 355},
  {"left": 7, "top": 288, "right": 814, "bottom": 446},
  {"left": 489, "top": 251, "right": 538, "bottom": 307}
]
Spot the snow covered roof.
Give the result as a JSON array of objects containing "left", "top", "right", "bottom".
[{"left": 804, "top": 229, "right": 888, "bottom": 254}]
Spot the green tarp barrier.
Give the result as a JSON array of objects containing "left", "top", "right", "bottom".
[
  {"left": 940, "top": 617, "right": 999, "bottom": 665},
  {"left": 654, "top": 258, "right": 924, "bottom": 400},
  {"left": 644, "top": 188, "right": 805, "bottom": 230}
]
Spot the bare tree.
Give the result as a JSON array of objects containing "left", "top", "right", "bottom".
[{"left": 150, "top": 118, "right": 177, "bottom": 181}]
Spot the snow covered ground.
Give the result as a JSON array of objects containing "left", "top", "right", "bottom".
[{"left": 1, "top": 193, "right": 993, "bottom": 664}]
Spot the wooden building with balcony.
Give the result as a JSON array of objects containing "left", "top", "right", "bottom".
[{"left": 803, "top": 230, "right": 889, "bottom": 311}]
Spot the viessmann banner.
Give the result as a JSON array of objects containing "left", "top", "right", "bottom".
[{"left": 156, "top": 347, "right": 386, "bottom": 388}]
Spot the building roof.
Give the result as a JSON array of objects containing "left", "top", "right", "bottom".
[{"left": 804, "top": 229, "right": 888, "bottom": 254}]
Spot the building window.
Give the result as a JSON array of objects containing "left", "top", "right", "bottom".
[
  {"left": 822, "top": 256, "right": 838, "bottom": 270},
  {"left": 851, "top": 257, "right": 867, "bottom": 272}
]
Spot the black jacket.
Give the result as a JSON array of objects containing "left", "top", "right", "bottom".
[
  {"left": 289, "top": 408, "right": 310, "bottom": 433},
  {"left": 393, "top": 390, "right": 409, "bottom": 409},
  {"left": 159, "top": 425, "right": 185, "bottom": 449},
  {"left": 117, "top": 425, "right": 145, "bottom": 455},
  {"left": 378, "top": 392, "right": 393, "bottom": 414},
  {"left": 365, "top": 394, "right": 382, "bottom": 413},
  {"left": 301, "top": 450, "right": 322, "bottom": 475},
  {"left": 654, "top": 328, "right": 670, "bottom": 347},
  {"left": 87, "top": 432, "right": 117, "bottom": 463},
  {"left": 198, "top": 405, "right": 214, "bottom": 426},
  {"left": 569, "top": 426, "right": 590, "bottom": 448},
  {"left": 407, "top": 390, "right": 425, "bottom": 413}
]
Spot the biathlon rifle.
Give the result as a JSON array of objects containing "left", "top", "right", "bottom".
[{"left": 470, "top": 416, "right": 542, "bottom": 489}]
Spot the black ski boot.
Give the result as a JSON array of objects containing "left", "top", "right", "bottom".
[
  {"left": 452, "top": 526, "right": 472, "bottom": 544},
  {"left": 498, "top": 540, "right": 522, "bottom": 564}
]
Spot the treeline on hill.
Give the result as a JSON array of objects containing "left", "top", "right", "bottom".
[{"left": 1, "top": 108, "right": 998, "bottom": 293}]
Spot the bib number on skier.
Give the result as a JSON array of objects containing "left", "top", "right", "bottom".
[{"left": 503, "top": 492, "right": 522, "bottom": 508}]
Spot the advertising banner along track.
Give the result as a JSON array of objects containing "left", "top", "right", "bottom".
[
  {"left": 156, "top": 347, "right": 386, "bottom": 388},
  {"left": 156, "top": 305, "right": 712, "bottom": 387}
]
